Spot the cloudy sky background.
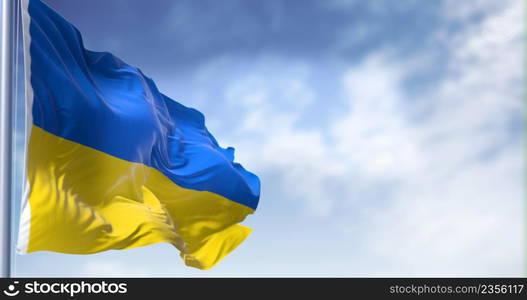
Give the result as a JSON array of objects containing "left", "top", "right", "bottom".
[{"left": 7, "top": 0, "right": 525, "bottom": 276}]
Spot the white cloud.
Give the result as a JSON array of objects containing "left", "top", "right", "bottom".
[
  {"left": 441, "top": 0, "right": 509, "bottom": 23},
  {"left": 78, "top": 260, "right": 149, "bottom": 277},
  {"left": 332, "top": 55, "right": 424, "bottom": 180},
  {"left": 219, "top": 0, "right": 524, "bottom": 275}
]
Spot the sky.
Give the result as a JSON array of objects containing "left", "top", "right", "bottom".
[{"left": 6, "top": 0, "right": 525, "bottom": 276}]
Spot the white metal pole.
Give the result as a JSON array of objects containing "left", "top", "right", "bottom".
[{"left": 0, "top": 0, "right": 15, "bottom": 278}]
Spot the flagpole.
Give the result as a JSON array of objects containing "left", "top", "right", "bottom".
[{"left": 0, "top": 0, "right": 16, "bottom": 278}]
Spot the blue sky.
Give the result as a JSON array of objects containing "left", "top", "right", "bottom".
[{"left": 8, "top": 0, "right": 525, "bottom": 276}]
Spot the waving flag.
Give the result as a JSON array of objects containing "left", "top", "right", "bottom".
[{"left": 16, "top": 0, "right": 260, "bottom": 270}]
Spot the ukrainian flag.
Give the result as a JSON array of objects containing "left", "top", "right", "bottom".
[{"left": 16, "top": 0, "right": 260, "bottom": 270}]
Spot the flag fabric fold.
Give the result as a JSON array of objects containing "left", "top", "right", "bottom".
[{"left": 17, "top": 0, "right": 260, "bottom": 270}]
